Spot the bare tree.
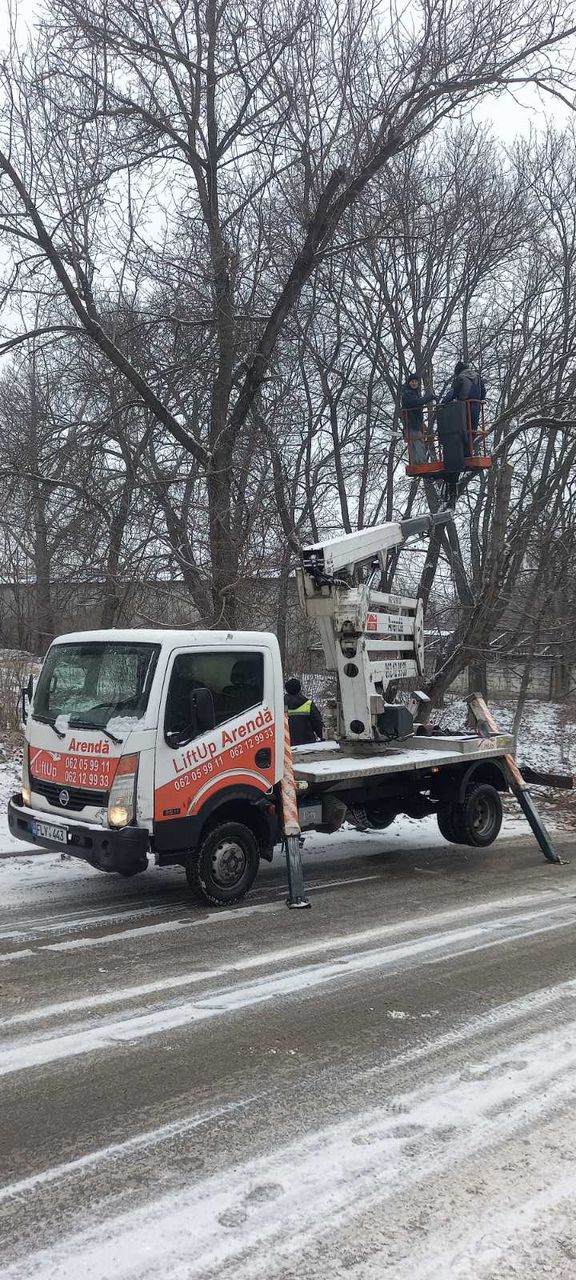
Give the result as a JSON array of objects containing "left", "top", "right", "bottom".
[{"left": 1, "top": 0, "right": 575, "bottom": 623}]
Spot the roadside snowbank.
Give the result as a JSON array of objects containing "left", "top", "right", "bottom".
[{"left": 439, "top": 698, "right": 575, "bottom": 773}]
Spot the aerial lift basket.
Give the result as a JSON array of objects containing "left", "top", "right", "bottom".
[{"left": 404, "top": 401, "right": 491, "bottom": 477}]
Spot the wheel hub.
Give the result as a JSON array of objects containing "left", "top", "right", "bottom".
[
  {"left": 211, "top": 838, "right": 247, "bottom": 887},
  {"left": 472, "top": 796, "right": 491, "bottom": 833}
]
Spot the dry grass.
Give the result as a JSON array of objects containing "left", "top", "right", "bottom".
[{"left": 0, "top": 651, "right": 42, "bottom": 732}]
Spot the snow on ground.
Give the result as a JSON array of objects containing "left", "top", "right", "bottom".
[
  {"left": 438, "top": 697, "right": 576, "bottom": 773},
  {"left": 0, "top": 852, "right": 102, "bottom": 906},
  {"left": 6, "top": 993, "right": 576, "bottom": 1280},
  {"left": 0, "top": 748, "right": 35, "bottom": 855}
]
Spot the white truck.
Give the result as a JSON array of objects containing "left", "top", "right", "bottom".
[{"left": 9, "top": 514, "right": 518, "bottom": 905}]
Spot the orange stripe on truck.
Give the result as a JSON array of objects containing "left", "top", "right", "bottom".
[{"left": 154, "top": 721, "right": 276, "bottom": 821}]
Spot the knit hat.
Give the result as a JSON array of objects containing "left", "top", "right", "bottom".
[{"left": 285, "top": 677, "right": 302, "bottom": 696}]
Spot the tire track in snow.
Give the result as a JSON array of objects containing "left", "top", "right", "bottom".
[
  {"left": 0, "top": 890, "right": 568, "bottom": 1027},
  {"left": 0, "top": 901, "right": 281, "bottom": 956},
  {"left": 2, "top": 896, "right": 576, "bottom": 1079},
  {"left": 5, "top": 1014, "right": 576, "bottom": 1280},
  {"left": 1, "top": 973, "right": 574, "bottom": 1212},
  {"left": 0, "top": 875, "right": 379, "bottom": 956},
  {"left": 0, "top": 1098, "right": 256, "bottom": 1208},
  {"left": 0, "top": 901, "right": 187, "bottom": 942},
  {"left": 391, "top": 1171, "right": 576, "bottom": 1280}
]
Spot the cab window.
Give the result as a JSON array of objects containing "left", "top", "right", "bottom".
[
  {"left": 165, "top": 651, "right": 264, "bottom": 743},
  {"left": 34, "top": 642, "right": 160, "bottom": 726}
]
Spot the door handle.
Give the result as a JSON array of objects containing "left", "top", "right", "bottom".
[{"left": 255, "top": 748, "right": 271, "bottom": 768}]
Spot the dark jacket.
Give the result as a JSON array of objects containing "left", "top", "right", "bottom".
[
  {"left": 401, "top": 383, "right": 435, "bottom": 433},
  {"left": 442, "top": 365, "right": 486, "bottom": 428},
  {"left": 286, "top": 692, "right": 324, "bottom": 746},
  {"left": 436, "top": 401, "right": 468, "bottom": 475}
]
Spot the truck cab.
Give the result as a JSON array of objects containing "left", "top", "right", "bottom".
[{"left": 9, "top": 629, "right": 286, "bottom": 903}]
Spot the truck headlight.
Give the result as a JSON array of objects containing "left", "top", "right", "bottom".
[
  {"left": 108, "top": 754, "right": 139, "bottom": 829},
  {"left": 22, "top": 749, "right": 31, "bottom": 806},
  {"left": 109, "top": 802, "right": 131, "bottom": 828}
]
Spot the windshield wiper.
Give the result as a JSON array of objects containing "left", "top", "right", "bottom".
[
  {"left": 32, "top": 713, "right": 66, "bottom": 740},
  {"left": 68, "top": 720, "right": 123, "bottom": 746}
]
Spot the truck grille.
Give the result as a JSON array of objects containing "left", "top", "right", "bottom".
[{"left": 31, "top": 778, "right": 109, "bottom": 812}]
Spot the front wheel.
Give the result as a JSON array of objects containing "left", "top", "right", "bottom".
[
  {"left": 185, "top": 820, "right": 260, "bottom": 906},
  {"left": 448, "top": 783, "right": 503, "bottom": 848}
]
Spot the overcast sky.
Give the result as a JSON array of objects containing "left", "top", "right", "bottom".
[{"left": 2, "top": 0, "right": 573, "bottom": 147}]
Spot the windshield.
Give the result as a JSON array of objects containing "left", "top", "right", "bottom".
[{"left": 33, "top": 641, "right": 160, "bottom": 729}]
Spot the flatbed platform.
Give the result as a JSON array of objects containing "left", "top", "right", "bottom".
[{"left": 293, "top": 733, "right": 514, "bottom": 785}]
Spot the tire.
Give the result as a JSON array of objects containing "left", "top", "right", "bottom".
[
  {"left": 448, "top": 783, "right": 503, "bottom": 848},
  {"left": 348, "top": 804, "right": 395, "bottom": 831},
  {"left": 437, "top": 804, "right": 461, "bottom": 843},
  {"left": 372, "top": 814, "right": 395, "bottom": 831},
  {"left": 185, "top": 820, "right": 260, "bottom": 906}
]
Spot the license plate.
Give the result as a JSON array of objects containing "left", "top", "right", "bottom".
[
  {"left": 298, "top": 802, "right": 322, "bottom": 828},
  {"left": 31, "top": 819, "right": 67, "bottom": 844}
]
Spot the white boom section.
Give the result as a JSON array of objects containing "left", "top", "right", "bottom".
[
  {"left": 306, "top": 522, "right": 407, "bottom": 577},
  {"left": 297, "top": 514, "right": 451, "bottom": 742}
]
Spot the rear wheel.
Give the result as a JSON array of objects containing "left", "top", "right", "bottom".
[
  {"left": 447, "top": 783, "right": 503, "bottom": 848},
  {"left": 185, "top": 820, "right": 260, "bottom": 906},
  {"left": 437, "top": 805, "right": 461, "bottom": 843}
]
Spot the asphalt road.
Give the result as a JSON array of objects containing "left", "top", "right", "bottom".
[{"left": 2, "top": 825, "right": 576, "bottom": 1279}]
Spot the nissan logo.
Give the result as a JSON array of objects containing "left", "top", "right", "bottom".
[{"left": 59, "top": 789, "right": 70, "bottom": 807}]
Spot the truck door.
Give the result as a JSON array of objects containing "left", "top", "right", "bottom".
[{"left": 154, "top": 646, "right": 277, "bottom": 829}]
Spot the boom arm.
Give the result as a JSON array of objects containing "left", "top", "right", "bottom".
[
  {"left": 302, "top": 514, "right": 450, "bottom": 581},
  {"left": 297, "top": 513, "right": 452, "bottom": 743}
]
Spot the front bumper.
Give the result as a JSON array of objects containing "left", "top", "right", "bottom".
[{"left": 8, "top": 794, "right": 149, "bottom": 875}]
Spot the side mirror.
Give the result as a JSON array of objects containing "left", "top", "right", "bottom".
[
  {"left": 189, "top": 687, "right": 216, "bottom": 736},
  {"left": 21, "top": 673, "right": 34, "bottom": 726}
]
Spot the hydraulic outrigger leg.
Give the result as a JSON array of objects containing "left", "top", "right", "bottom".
[
  {"left": 280, "top": 713, "right": 311, "bottom": 908},
  {"left": 467, "top": 694, "right": 563, "bottom": 865}
]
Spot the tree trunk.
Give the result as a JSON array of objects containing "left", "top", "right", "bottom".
[
  {"left": 467, "top": 657, "right": 488, "bottom": 700},
  {"left": 420, "top": 463, "right": 515, "bottom": 719},
  {"left": 207, "top": 460, "right": 236, "bottom": 627},
  {"left": 28, "top": 364, "right": 54, "bottom": 652},
  {"left": 32, "top": 492, "right": 54, "bottom": 652},
  {"left": 275, "top": 551, "right": 292, "bottom": 669},
  {"left": 100, "top": 477, "right": 132, "bottom": 627},
  {"left": 512, "top": 651, "right": 534, "bottom": 740}
]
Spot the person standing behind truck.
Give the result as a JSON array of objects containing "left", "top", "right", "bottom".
[
  {"left": 400, "top": 372, "right": 437, "bottom": 464},
  {"left": 285, "top": 677, "right": 324, "bottom": 745}
]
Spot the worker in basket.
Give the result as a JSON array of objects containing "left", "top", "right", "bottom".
[
  {"left": 401, "top": 358, "right": 489, "bottom": 504},
  {"left": 401, "top": 372, "right": 437, "bottom": 464},
  {"left": 435, "top": 402, "right": 467, "bottom": 508},
  {"left": 435, "top": 359, "right": 488, "bottom": 507},
  {"left": 285, "top": 677, "right": 324, "bottom": 746},
  {"left": 441, "top": 359, "right": 486, "bottom": 451}
]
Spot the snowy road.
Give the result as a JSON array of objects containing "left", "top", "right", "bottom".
[{"left": 2, "top": 824, "right": 576, "bottom": 1278}]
